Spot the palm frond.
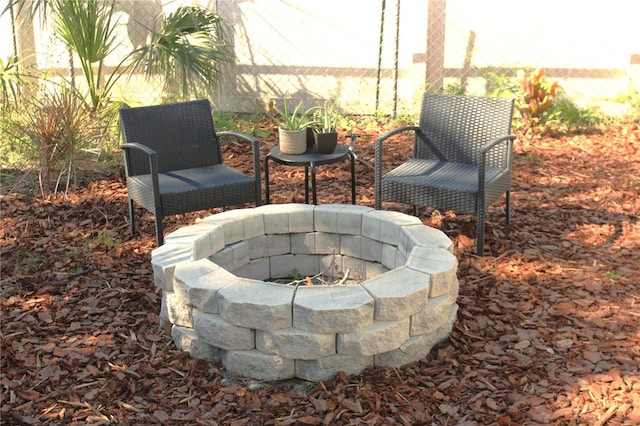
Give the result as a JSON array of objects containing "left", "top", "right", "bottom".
[{"left": 129, "top": 6, "right": 235, "bottom": 100}]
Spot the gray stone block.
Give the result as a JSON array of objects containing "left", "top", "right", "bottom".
[
  {"left": 194, "top": 311, "right": 254, "bottom": 350},
  {"left": 315, "top": 232, "right": 341, "bottom": 254},
  {"left": 222, "top": 349, "right": 295, "bottom": 381},
  {"left": 264, "top": 234, "right": 291, "bottom": 257},
  {"left": 175, "top": 260, "right": 239, "bottom": 314},
  {"left": 376, "top": 210, "right": 422, "bottom": 245},
  {"left": 410, "top": 292, "right": 453, "bottom": 335},
  {"left": 151, "top": 243, "right": 195, "bottom": 291},
  {"left": 218, "top": 280, "right": 294, "bottom": 330},
  {"left": 360, "top": 237, "right": 382, "bottom": 262},
  {"left": 401, "top": 224, "right": 454, "bottom": 252},
  {"left": 337, "top": 205, "right": 372, "bottom": 235},
  {"left": 291, "top": 232, "right": 315, "bottom": 254},
  {"left": 171, "top": 325, "right": 219, "bottom": 360},
  {"left": 164, "top": 222, "right": 222, "bottom": 260},
  {"left": 256, "top": 328, "right": 336, "bottom": 359},
  {"left": 340, "top": 234, "right": 361, "bottom": 258},
  {"left": 165, "top": 290, "right": 192, "bottom": 328},
  {"left": 380, "top": 243, "right": 399, "bottom": 270},
  {"left": 362, "top": 266, "right": 429, "bottom": 320},
  {"left": 375, "top": 304, "right": 457, "bottom": 367},
  {"left": 288, "top": 204, "right": 315, "bottom": 233},
  {"left": 314, "top": 204, "right": 343, "bottom": 233},
  {"left": 296, "top": 354, "right": 373, "bottom": 382},
  {"left": 233, "top": 257, "right": 269, "bottom": 281},
  {"left": 293, "top": 285, "right": 374, "bottom": 333},
  {"left": 241, "top": 211, "right": 266, "bottom": 240},
  {"left": 365, "top": 261, "right": 387, "bottom": 280},
  {"left": 270, "top": 254, "right": 318, "bottom": 279},
  {"left": 210, "top": 240, "right": 249, "bottom": 272},
  {"left": 260, "top": 204, "right": 291, "bottom": 234},
  {"left": 337, "top": 317, "right": 410, "bottom": 356},
  {"left": 406, "top": 247, "right": 458, "bottom": 298}
]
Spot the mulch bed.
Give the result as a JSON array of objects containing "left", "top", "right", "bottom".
[{"left": 1, "top": 120, "right": 638, "bottom": 425}]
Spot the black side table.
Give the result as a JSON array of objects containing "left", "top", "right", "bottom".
[{"left": 264, "top": 144, "right": 356, "bottom": 205}]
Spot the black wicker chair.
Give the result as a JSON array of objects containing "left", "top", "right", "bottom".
[
  {"left": 119, "top": 99, "right": 262, "bottom": 246},
  {"left": 374, "top": 93, "right": 515, "bottom": 256}
]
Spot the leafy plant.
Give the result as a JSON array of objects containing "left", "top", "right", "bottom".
[
  {"left": 5, "top": 1, "right": 235, "bottom": 107},
  {"left": 4, "top": 84, "right": 102, "bottom": 196},
  {"left": 484, "top": 71, "right": 519, "bottom": 98},
  {"left": 548, "top": 95, "right": 603, "bottom": 134},
  {"left": 265, "top": 95, "right": 317, "bottom": 130},
  {"left": 605, "top": 270, "right": 621, "bottom": 280},
  {"left": 0, "top": 56, "right": 24, "bottom": 110},
  {"left": 517, "top": 69, "right": 559, "bottom": 135},
  {"left": 313, "top": 103, "right": 339, "bottom": 133},
  {"left": 50, "top": 0, "right": 120, "bottom": 112},
  {"left": 129, "top": 6, "right": 235, "bottom": 100},
  {"left": 442, "top": 82, "right": 465, "bottom": 95}
]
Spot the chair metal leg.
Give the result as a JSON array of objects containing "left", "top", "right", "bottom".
[
  {"left": 155, "top": 215, "right": 164, "bottom": 246},
  {"left": 505, "top": 190, "right": 511, "bottom": 224},
  {"left": 476, "top": 209, "right": 485, "bottom": 256},
  {"left": 128, "top": 198, "right": 136, "bottom": 236},
  {"left": 264, "top": 154, "right": 271, "bottom": 204}
]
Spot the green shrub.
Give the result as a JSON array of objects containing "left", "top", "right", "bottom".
[
  {"left": 4, "top": 85, "right": 103, "bottom": 196},
  {"left": 547, "top": 94, "right": 603, "bottom": 134}
]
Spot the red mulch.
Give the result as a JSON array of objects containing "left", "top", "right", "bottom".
[{"left": 1, "top": 121, "right": 639, "bottom": 425}]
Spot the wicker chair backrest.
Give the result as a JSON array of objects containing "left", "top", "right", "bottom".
[
  {"left": 416, "top": 93, "right": 514, "bottom": 167},
  {"left": 120, "top": 99, "right": 222, "bottom": 175}
]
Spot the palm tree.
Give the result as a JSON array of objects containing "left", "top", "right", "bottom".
[
  {"left": 129, "top": 6, "right": 235, "bottom": 100},
  {"left": 4, "top": 1, "right": 235, "bottom": 108},
  {"left": 50, "top": 0, "right": 120, "bottom": 112}
]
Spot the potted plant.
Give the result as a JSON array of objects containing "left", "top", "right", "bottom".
[
  {"left": 267, "top": 95, "right": 317, "bottom": 154},
  {"left": 313, "top": 104, "right": 339, "bottom": 154}
]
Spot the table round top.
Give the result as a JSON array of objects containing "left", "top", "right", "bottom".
[{"left": 268, "top": 144, "right": 350, "bottom": 166}]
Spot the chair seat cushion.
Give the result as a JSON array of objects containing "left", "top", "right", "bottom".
[
  {"left": 128, "top": 164, "right": 256, "bottom": 215},
  {"left": 384, "top": 159, "right": 504, "bottom": 192}
]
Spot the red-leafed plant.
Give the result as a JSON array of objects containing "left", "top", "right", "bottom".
[{"left": 518, "top": 69, "right": 559, "bottom": 135}]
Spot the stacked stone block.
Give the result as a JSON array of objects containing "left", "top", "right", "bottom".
[{"left": 152, "top": 204, "right": 459, "bottom": 381}]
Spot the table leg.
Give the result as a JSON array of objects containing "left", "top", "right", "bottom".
[
  {"left": 304, "top": 165, "right": 310, "bottom": 204},
  {"left": 264, "top": 154, "right": 271, "bottom": 204},
  {"left": 310, "top": 162, "right": 317, "bottom": 205},
  {"left": 349, "top": 152, "right": 356, "bottom": 204}
]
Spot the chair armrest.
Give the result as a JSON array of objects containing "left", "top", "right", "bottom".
[
  {"left": 374, "top": 126, "right": 420, "bottom": 209},
  {"left": 376, "top": 125, "right": 420, "bottom": 145},
  {"left": 375, "top": 126, "right": 420, "bottom": 165},
  {"left": 120, "top": 142, "right": 159, "bottom": 176},
  {"left": 477, "top": 135, "right": 516, "bottom": 191},
  {"left": 479, "top": 135, "right": 516, "bottom": 155},
  {"left": 120, "top": 142, "right": 156, "bottom": 156},
  {"left": 375, "top": 125, "right": 425, "bottom": 172},
  {"left": 479, "top": 135, "right": 516, "bottom": 170},
  {"left": 216, "top": 131, "right": 261, "bottom": 179},
  {"left": 120, "top": 142, "right": 161, "bottom": 201}
]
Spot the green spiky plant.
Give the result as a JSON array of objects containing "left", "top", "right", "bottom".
[
  {"left": 129, "top": 6, "right": 235, "bottom": 100},
  {"left": 4, "top": 84, "right": 102, "bottom": 196},
  {"left": 50, "top": 0, "right": 120, "bottom": 113},
  {"left": 0, "top": 56, "right": 24, "bottom": 111},
  {"left": 265, "top": 95, "right": 317, "bottom": 130},
  {"left": 4, "top": 1, "right": 235, "bottom": 106}
]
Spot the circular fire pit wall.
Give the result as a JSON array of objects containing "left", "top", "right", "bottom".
[{"left": 152, "top": 204, "right": 459, "bottom": 382}]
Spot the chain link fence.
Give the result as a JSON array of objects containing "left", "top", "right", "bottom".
[{"left": 4, "top": 0, "right": 639, "bottom": 116}]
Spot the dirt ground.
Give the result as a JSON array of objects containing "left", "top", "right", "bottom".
[{"left": 1, "top": 120, "right": 639, "bottom": 425}]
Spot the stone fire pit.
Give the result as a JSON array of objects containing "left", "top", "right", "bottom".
[{"left": 151, "top": 204, "right": 459, "bottom": 382}]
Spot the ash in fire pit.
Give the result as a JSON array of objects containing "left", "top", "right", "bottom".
[{"left": 152, "top": 204, "right": 458, "bottom": 382}]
